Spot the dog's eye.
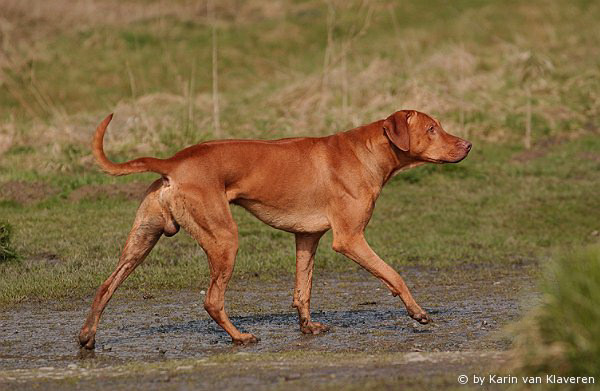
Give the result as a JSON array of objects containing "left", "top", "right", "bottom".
[{"left": 427, "top": 126, "right": 435, "bottom": 134}]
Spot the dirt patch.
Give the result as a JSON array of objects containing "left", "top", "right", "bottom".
[
  {"left": 579, "top": 151, "right": 600, "bottom": 162},
  {"left": 68, "top": 182, "right": 149, "bottom": 202},
  {"left": 0, "top": 181, "right": 56, "bottom": 205},
  {"left": 513, "top": 137, "right": 566, "bottom": 162},
  {"left": 23, "top": 252, "right": 62, "bottom": 267},
  {"left": 0, "top": 265, "right": 538, "bottom": 389}
]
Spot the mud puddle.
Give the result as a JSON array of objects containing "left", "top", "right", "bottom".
[{"left": 0, "top": 264, "right": 538, "bottom": 388}]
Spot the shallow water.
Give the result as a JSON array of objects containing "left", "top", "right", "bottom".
[{"left": 0, "top": 265, "right": 537, "bottom": 371}]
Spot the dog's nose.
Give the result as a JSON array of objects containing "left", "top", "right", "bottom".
[{"left": 463, "top": 141, "right": 472, "bottom": 151}]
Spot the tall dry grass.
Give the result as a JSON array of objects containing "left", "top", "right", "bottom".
[{"left": 0, "top": 0, "right": 598, "bottom": 176}]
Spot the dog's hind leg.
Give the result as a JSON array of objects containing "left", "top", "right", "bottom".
[
  {"left": 173, "top": 186, "right": 257, "bottom": 345},
  {"left": 78, "top": 181, "right": 168, "bottom": 349},
  {"left": 293, "top": 232, "right": 329, "bottom": 334}
]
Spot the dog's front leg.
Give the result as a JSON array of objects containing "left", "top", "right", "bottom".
[
  {"left": 332, "top": 231, "right": 431, "bottom": 324},
  {"left": 292, "top": 232, "right": 330, "bottom": 334}
]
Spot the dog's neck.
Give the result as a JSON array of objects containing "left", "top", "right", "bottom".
[{"left": 346, "top": 120, "right": 423, "bottom": 187}]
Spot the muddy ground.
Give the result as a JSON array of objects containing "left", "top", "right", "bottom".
[{"left": 0, "top": 265, "right": 538, "bottom": 390}]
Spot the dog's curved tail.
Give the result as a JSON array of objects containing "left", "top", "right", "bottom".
[{"left": 92, "top": 114, "right": 173, "bottom": 177}]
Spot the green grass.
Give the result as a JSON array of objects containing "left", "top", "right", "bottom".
[
  {"left": 0, "top": 221, "right": 18, "bottom": 262},
  {"left": 512, "top": 245, "right": 600, "bottom": 380},
  {"left": 0, "top": 350, "right": 487, "bottom": 390},
  {"left": 0, "top": 0, "right": 599, "bottom": 304}
]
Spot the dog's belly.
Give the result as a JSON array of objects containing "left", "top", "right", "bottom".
[{"left": 235, "top": 199, "right": 330, "bottom": 233}]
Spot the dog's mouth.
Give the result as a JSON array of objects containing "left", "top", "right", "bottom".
[
  {"left": 446, "top": 153, "right": 469, "bottom": 163},
  {"left": 422, "top": 155, "right": 467, "bottom": 164},
  {"left": 424, "top": 145, "right": 472, "bottom": 164},
  {"left": 422, "top": 157, "right": 446, "bottom": 164}
]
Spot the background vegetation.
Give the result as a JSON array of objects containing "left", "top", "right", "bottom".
[
  {"left": 0, "top": 0, "right": 598, "bottom": 304},
  {"left": 0, "top": 221, "right": 18, "bottom": 262},
  {"left": 512, "top": 245, "right": 600, "bottom": 382}
]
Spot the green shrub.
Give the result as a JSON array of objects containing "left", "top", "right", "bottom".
[
  {"left": 512, "top": 245, "right": 600, "bottom": 378},
  {"left": 0, "top": 221, "right": 18, "bottom": 262}
]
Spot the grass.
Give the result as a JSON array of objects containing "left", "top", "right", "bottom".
[
  {"left": 0, "top": 0, "right": 599, "bottom": 304},
  {"left": 0, "top": 350, "right": 490, "bottom": 390},
  {"left": 512, "top": 245, "right": 600, "bottom": 381},
  {"left": 0, "top": 221, "right": 18, "bottom": 262}
]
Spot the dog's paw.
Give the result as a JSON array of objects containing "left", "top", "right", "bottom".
[
  {"left": 300, "top": 321, "right": 330, "bottom": 335},
  {"left": 410, "top": 311, "right": 432, "bottom": 325},
  {"left": 78, "top": 330, "right": 96, "bottom": 350},
  {"left": 232, "top": 333, "right": 260, "bottom": 345}
]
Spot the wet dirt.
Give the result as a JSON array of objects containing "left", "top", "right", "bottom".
[{"left": 0, "top": 264, "right": 539, "bottom": 389}]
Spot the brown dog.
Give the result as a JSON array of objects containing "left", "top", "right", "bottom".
[{"left": 78, "top": 110, "right": 471, "bottom": 348}]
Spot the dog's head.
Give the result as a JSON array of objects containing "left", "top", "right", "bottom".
[{"left": 382, "top": 110, "right": 471, "bottom": 163}]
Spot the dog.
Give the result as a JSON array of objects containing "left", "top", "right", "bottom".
[{"left": 78, "top": 109, "right": 472, "bottom": 348}]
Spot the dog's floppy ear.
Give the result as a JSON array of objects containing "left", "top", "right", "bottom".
[{"left": 383, "top": 110, "right": 412, "bottom": 152}]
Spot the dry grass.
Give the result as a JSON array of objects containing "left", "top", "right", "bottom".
[
  {"left": 1, "top": 0, "right": 598, "bottom": 167},
  {"left": 0, "top": 0, "right": 296, "bottom": 45}
]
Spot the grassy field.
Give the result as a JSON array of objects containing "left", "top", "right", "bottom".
[{"left": 0, "top": 0, "right": 599, "bottom": 305}]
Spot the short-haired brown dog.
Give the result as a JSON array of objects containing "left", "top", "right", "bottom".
[{"left": 79, "top": 110, "right": 471, "bottom": 348}]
